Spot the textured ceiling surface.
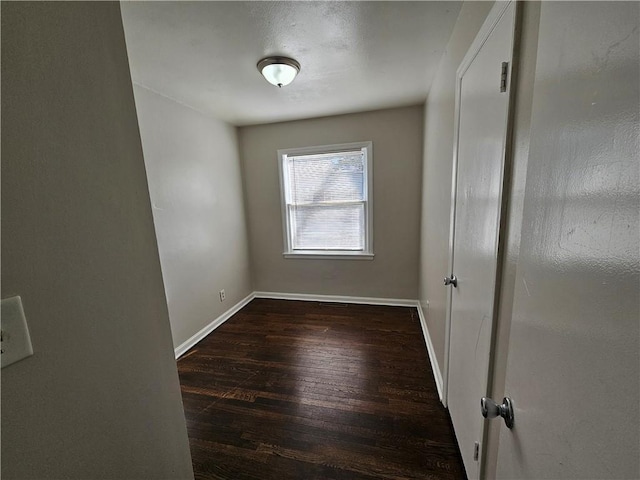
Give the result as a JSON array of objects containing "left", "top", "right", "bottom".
[{"left": 121, "top": 1, "right": 462, "bottom": 126}]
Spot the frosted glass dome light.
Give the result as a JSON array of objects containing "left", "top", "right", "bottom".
[{"left": 257, "top": 57, "right": 300, "bottom": 88}]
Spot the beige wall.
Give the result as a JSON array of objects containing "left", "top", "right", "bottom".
[
  {"left": 1, "top": 3, "right": 194, "bottom": 479},
  {"left": 418, "top": 1, "right": 494, "bottom": 371},
  {"left": 131, "top": 85, "right": 252, "bottom": 349},
  {"left": 239, "top": 106, "right": 424, "bottom": 299}
]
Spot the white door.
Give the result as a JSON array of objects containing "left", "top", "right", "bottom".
[
  {"left": 495, "top": 2, "right": 640, "bottom": 478},
  {"left": 445, "top": 2, "right": 517, "bottom": 478}
]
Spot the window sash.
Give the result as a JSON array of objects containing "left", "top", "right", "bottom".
[
  {"left": 287, "top": 201, "right": 366, "bottom": 251},
  {"left": 278, "top": 141, "right": 373, "bottom": 257}
]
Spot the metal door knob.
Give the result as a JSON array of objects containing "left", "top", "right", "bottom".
[
  {"left": 481, "top": 397, "right": 514, "bottom": 429},
  {"left": 443, "top": 275, "right": 458, "bottom": 287}
]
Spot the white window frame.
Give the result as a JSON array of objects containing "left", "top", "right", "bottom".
[{"left": 277, "top": 141, "right": 374, "bottom": 260}]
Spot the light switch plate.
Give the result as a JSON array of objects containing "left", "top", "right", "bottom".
[{"left": 1, "top": 296, "right": 34, "bottom": 368}]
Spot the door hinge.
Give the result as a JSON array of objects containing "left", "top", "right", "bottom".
[
  {"left": 473, "top": 441, "right": 480, "bottom": 461},
  {"left": 500, "top": 62, "right": 509, "bottom": 93}
]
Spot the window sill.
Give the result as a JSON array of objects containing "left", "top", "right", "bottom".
[{"left": 283, "top": 252, "right": 374, "bottom": 260}]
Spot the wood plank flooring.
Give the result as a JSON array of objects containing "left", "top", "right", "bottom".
[{"left": 177, "top": 298, "right": 466, "bottom": 480}]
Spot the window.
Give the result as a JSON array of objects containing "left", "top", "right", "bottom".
[{"left": 278, "top": 141, "right": 373, "bottom": 259}]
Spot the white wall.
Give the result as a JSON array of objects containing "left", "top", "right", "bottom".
[
  {"left": 418, "top": 1, "right": 639, "bottom": 476},
  {"left": 418, "top": 1, "right": 494, "bottom": 371},
  {"left": 482, "top": 2, "right": 541, "bottom": 476},
  {"left": 239, "top": 106, "right": 424, "bottom": 300},
  {"left": 131, "top": 85, "right": 252, "bottom": 350},
  {"left": 495, "top": 2, "right": 639, "bottom": 477},
  {"left": 0, "top": 3, "right": 194, "bottom": 478}
]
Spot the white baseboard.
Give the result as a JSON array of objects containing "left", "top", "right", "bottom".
[
  {"left": 174, "top": 292, "right": 255, "bottom": 359},
  {"left": 253, "top": 291, "right": 419, "bottom": 308},
  {"left": 173, "top": 292, "right": 444, "bottom": 407},
  {"left": 416, "top": 301, "right": 444, "bottom": 403}
]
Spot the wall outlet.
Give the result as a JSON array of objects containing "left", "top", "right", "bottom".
[
  {"left": 219, "top": 289, "right": 226, "bottom": 302},
  {"left": 1, "top": 296, "right": 34, "bottom": 369}
]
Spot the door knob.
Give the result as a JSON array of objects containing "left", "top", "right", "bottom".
[
  {"left": 481, "top": 397, "right": 514, "bottom": 429},
  {"left": 443, "top": 275, "right": 457, "bottom": 287}
]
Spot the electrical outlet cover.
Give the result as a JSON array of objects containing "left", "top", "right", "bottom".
[{"left": 1, "top": 296, "right": 34, "bottom": 369}]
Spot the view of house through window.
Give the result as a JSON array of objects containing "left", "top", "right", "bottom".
[{"left": 278, "top": 142, "right": 373, "bottom": 258}]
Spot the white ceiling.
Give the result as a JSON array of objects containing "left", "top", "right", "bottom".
[{"left": 121, "top": 1, "right": 462, "bottom": 126}]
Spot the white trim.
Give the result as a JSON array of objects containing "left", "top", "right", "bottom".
[
  {"left": 253, "top": 291, "right": 418, "bottom": 308},
  {"left": 277, "top": 141, "right": 374, "bottom": 258},
  {"left": 173, "top": 291, "right": 421, "bottom": 359},
  {"left": 174, "top": 292, "right": 255, "bottom": 359},
  {"left": 445, "top": 0, "right": 516, "bottom": 414},
  {"left": 446, "top": 2, "right": 519, "bottom": 478},
  {"left": 416, "top": 302, "right": 444, "bottom": 404},
  {"left": 173, "top": 292, "right": 448, "bottom": 405},
  {"left": 283, "top": 252, "right": 374, "bottom": 260},
  {"left": 456, "top": 1, "right": 513, "bottom": 79}
]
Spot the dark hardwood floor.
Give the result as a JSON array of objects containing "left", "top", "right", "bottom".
[{"left": 177, "top": 298, "right": 466, "bottom": 480}]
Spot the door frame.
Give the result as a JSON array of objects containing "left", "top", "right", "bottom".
[{"left": 443, "top": 0, "right": 522, "bottom": 470}]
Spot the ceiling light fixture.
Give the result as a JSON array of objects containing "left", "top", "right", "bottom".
[{"left": 257, "top": 56, "right": 300, "bottom": 88}]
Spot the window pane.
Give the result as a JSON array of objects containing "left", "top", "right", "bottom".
[
  {"left": 287, "top": 150, "right": 364, "bottom": 204},
  {"left": 291, "top": 203, "right": 364, "bottom": 250}
]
